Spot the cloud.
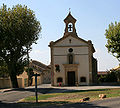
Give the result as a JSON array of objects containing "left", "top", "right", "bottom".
[
  {"left": 29, "top": 49, "right": 50, "bottom": 65},
  {"left": 94, "top": 48, "right": 119, "bottom": 71}
]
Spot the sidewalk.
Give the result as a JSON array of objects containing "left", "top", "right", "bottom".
[
  {"left": 52, "top": 85, "right": 120, "bottom": 90},
  {"left": 0, "top": 84, "right": 51, "bottom": 93},
  {"left": 1, "top": 84, "right": 120, "bottom": 93}
]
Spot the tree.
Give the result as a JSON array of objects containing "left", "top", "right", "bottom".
[
  {"left": 0, "top": 4, "right": 41, "bottom": 88},
  {"left": 98, "top": 70, "right": 118, "bottom": 83},
  {"left": 0, "top": 57, "right": 8, "bottom": 78},
  {"left": 105, "top": 22, "right": 120, "bottom": 62},
  {"left": 105, "top": 71, "right": 117, "bottom": 82},
  {"left": 110, "top": 69, "right": 120, "bottom": 82},
  {"left": 26, "top": 67, "right": 34, "bottom": 86}
]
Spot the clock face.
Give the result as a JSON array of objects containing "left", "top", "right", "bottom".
[{"left": 68, "top": 48, "right": 73, "bottom": 52}]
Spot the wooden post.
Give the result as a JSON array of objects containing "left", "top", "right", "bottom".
[{"left": 33, "top": 73, "right": 40, "bottom": 103}]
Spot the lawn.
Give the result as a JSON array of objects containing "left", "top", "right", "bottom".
[{"left": 20, "top": 88, "right": 120, "bottom": 106}]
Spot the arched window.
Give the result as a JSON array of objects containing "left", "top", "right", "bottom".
[
  {"left": 80, "top": 77, "right": 86, "bottom": 82},
  {"left": 69, "top": 54, "right": 73, "bottom": 64},
  {"left": 68, "top": 23, "right": 73, "bottom": 32},
  {"left": 57, "top": 77, "right": 63, "bottom": 83}
]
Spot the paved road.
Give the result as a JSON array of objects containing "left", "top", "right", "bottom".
[
  {"left": 0, "top": 84, "right": 53, "bottom": 103},
  {"left": 91, "top": 97, "right": 120, "bottom": 108},
  {"left": 0, "top": 97, "right": 120, "bottom": 108},
  {"left": 1, "top": 84, "right": 120, "bottom": 103},
  {"left": 1, "top": 84, "right": 120, "bottom": 108}
]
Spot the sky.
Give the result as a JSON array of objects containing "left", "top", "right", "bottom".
[{"left": 0, "top": 0, "right": 120, "bottom": 71}]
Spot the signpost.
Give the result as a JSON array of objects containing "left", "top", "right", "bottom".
[{"left": 33, "top": 73, "right": 40, "bottom": 103}]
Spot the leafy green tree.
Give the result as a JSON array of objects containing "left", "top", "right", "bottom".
[
  {"left": 105, "top": 22, "right": 120, "bottom": 62},
  {"left": 110, "top": 69, "right": 120, "bottom": 82},
  {"left": 26, "top": 67, "right": 34, "bottom": 86},
  {"left": 0, "top": 4, "right": 41, "bottom": 88},
  {"left": 98, "top": 75, "right": 106, "bottom": 83},
  {"left": 105, "top": 71, "right": 117, "bottom": 82},
  {"left": 98, "top": 70, "right": 118, "bottom": 83},
  {"left": 0, "top": 58, "right": 8, "bottom": 78},
  {"left": 0, "top": 57, "right": 27, "bottom": 78}
]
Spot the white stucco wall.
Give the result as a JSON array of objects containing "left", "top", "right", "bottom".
[
  {"left": 75, "top": 55, "right": 89, "bottom": 85},
  {"left": 52, "top": 35, "right": 90, "bottom": 86},
  {"left": 53, "top": 47, "right": 88, "bottom": 55},
  {"left": 54, "top": 36, "right": 88, "bottom": 46},
  {"left": 53, "top": 56, "right": 66, "bottom": 85}
]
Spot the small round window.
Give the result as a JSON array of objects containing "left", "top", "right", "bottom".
[{"left": 68, "top": 48, "right": 73, "bottom": 52}]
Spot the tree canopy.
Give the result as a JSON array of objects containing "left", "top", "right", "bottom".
[
  {"left": 105, "top": 21, "right": 120, "bottom": 62},
  {"left": 0, "top": 4, "right": 41, "bottom": 88},
  {"left": 0, "top": 57, "right": 8, "bottom": 78}
]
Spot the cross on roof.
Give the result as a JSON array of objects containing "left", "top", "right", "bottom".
[{"left": 69, "top": 8, "right": 71, "bottom": 13}]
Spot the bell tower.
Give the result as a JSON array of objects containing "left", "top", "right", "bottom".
[{"left": 64, "top": 11, "right": 77, "bottom": 36}]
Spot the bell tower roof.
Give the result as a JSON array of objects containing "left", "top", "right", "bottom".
[
  {"left": 63, "top": 12, "right": 77, "bottom": 37},
  {"left": 64, "top": 12, "right": 76, "bottom": 23}
]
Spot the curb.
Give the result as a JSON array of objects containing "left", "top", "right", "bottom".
[{"left": 0, "top": 88, "right": 13, "bottom": 93}]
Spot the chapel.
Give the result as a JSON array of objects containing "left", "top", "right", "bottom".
[{"left": 49, "top": 12, "right": 97, "bottom": 86}]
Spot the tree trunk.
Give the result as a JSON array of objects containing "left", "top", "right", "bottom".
[
  {"left": 8, "top": 64, "right": 19, "bottom": 88},
  {"left": 9, "top": 72, "right": 19, "bottom": 88}
]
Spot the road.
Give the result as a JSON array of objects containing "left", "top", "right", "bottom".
[
  {"left": 0, "top": 97, "right": 120, "bottom": 108},
  {"left": 91, "top": 97, "right": 120, "bottom": 108},
  {"left": 0, "top": 84, "right": 53, "bottom": 103},
  {"left": 1, "top": 84, "right": 120, "bottom": 108}
]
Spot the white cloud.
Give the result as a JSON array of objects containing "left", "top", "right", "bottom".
[
  {"left": 29, "top": 49, "right": 50, "bottom": 65},
  {"left": 94, "top": 48, "right": 119, "bottom": 71}
]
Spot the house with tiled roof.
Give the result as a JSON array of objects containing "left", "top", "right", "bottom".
[{"left": 30, "top": 60, "right": 51, "bottom": 84}]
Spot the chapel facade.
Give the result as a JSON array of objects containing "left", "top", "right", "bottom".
[{"left": 49, "top": 12, "right": 97, "bottom": 86}]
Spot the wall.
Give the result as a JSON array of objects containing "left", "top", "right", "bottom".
[
  {"left": 0, "top": 71, "right": 42, "bottom": 88},
  {"left": 53, "top": 43, "right": 90, "bottom": 86},
  {"left": 0, "top": 78, "right": 28, "bottom": 88},
  {"left": 32, "top": 76, "right": 41, "bottom": 86},
  {"left": 0, "top": 78, "right": 12, "bottom": 88},
  {"left": 54, "top": 36, "right": 88, "bottom": 46},
  {"left": 42, "top": 70, "right": 51, "bottom": 84}
]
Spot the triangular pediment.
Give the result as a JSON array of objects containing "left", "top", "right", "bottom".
[{"left": 53, "top": 35, "right": 88, "bottom": 47}]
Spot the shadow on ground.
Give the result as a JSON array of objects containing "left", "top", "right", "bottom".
[
  {"left": 2, "top": 86, "right": 112, "bottom": 94},
  {"left": 2, "top": 87, "right": 66, "bottom": 94},
  {"left": 0, "top": 101, "right": 108, "bottom": 108}
]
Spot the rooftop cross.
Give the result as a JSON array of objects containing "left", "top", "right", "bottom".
[{"left": 69, "top": 8, "right": 71, "bottom": 13}]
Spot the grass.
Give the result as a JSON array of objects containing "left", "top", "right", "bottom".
[{"left": 21, "top": 88, "right": 120, "bottom": 106}]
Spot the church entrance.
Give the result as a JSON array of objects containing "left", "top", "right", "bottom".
[{"left": 67, "top": 71, "right": 75, "bottom": 86}]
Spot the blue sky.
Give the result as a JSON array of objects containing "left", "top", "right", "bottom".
[{"left": 1, "top": 0, "right": 120, "bottom": 71}]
